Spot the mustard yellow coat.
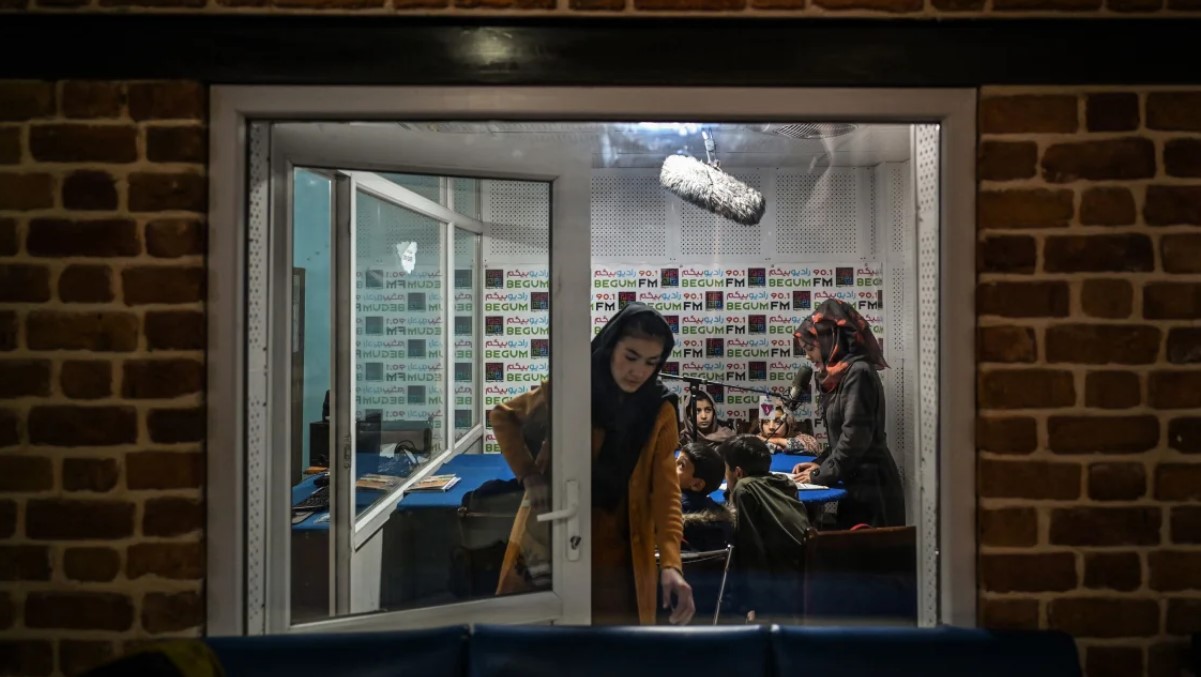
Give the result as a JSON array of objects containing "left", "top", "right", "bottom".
[{"left": 490, "top": 382, "right": 684, "bottom": 624}]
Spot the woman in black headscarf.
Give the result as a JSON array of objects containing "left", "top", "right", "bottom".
[
  {"left": 790, "top": 299, "right": 905, "bottom": 529},
  {"left": 491, "top": 302, "right": 695, "bottom": 625},
  {"left": 680, "top": 390, "right": 736, "bottom": 447}
]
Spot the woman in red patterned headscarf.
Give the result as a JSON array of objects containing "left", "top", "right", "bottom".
[{"left": 789, "top": 299, "right": 904, "bottom": 529}]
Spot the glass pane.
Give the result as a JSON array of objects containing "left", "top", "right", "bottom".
[
  {"left": 453, "top": 228, "right": 480, "bottom": 441},
  {"left": 452, "top": 177, "right": 481, "bottom": 220},
  {"left": 380, "top": 172, "right": 442, "bottom": 203},
  {"left": 354, "top": 190, "right": 445, "bottom": 518},
  {"left": 290, "top": 168, "right": 333, "bottom": 625}
]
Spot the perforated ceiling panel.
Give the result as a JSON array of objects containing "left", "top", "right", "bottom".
[
  {"left": 777, "top": 169, "right": 861, "bottom": 255},
  {"left": 680, "top": 169, "right": 763, "bottom": 257},
  {"left": 485, "top": 180, "right": 550, "bottom": 260},
  {"left": 592, "top": 173, "right": 667, "bottom": 257}
]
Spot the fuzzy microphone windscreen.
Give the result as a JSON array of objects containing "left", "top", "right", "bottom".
[{"left": 659, "top": 154, "right": 766, "bottom": 226}]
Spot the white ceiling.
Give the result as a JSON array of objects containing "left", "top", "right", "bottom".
[{"left": 392, "top": 122, "right": 912, "bottom": 169}]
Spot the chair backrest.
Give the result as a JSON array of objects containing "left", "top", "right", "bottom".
[
  {"left": 679, "top": 546, "right": 734, "bottom": 625},
  {"left": 802, "top": 524, "right": 917, "bottom": 623}
]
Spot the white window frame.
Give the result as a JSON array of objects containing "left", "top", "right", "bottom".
[{"left": 208, "top": 86, "right": 977, "bottom": 635}]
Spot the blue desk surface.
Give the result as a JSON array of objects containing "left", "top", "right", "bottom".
[{"left": 292, "top": 452, "right": 844, "bottom": 531}]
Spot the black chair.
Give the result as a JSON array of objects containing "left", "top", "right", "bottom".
[
  {"left": 802, "top": 524, "right": 917, "bottom": 624},
  {"left": 450, "top": 479, "right": 524, "bottom": 598}
]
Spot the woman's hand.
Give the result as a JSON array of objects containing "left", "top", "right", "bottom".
[
  {"left": 791, "top": 462, "right": 819, "bottom": 483},
  {"left": 522, "top": 473, "right": 550, "bottom": 513},
  {"left": 660, "top": 567, "right": 696, "bottom": 625}
]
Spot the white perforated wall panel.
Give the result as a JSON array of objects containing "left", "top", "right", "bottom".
[
  {"left": 246, "top": 122, "right": 270, "bottom": 635},
  {"left": 592, "top": 173, "right": 669, "bottom": 257},
  {"left": 484, "top": 180, "right": 550, "bottom": 260},
  {"left": 777, "top": 169, "right": 862, "bottom": 256},
  {"left": 915, "top": 124, "right": 940, "bottom": 626},
  {"left": 680, "top": 170, "right": 764, "bottom": 257},
  {"left": 453, "top": 178, "right": 481, "bottom": 220}
]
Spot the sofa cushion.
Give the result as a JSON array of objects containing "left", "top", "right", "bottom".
[
  {"left": 205, "top": 626, "right": 467, "bottom": 677},
  {"left": 470, "top": 624, "right": 770, "bottom": 677}
]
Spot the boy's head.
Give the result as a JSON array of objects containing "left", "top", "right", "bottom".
[
  {"left": 676, "top": 442, "right": 725, "bottom": 495},
  {"left": 717, "top": 434, "right": 772, "bottom": 491}
]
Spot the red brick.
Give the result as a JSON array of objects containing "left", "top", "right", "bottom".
[
  {"left": 29, "top": 124, "right": 137, "bottom": 163},
  {"left": 1049, "top": 598, "right": 1158, "bottom": 637},
  {"left": 978, "top": 236, "right": 1035, "bottom": 274},
  {"left": 1166, "top": 328, "right": 1201, "bottom": 364},
  {"left": 1148, "top": 640, "right": 1190, "bottom": 677},
  {"left": 1155, "top": 463, "right": 1201, "bottom": 501},
  {"left": 127, "top": 542, "right": 203, "bottom": 580},
  {"left": 0, "top": 264, "right": 50, "bottom": 302},
  {"left": 994, "top": 0, "right": 1100, "bottom": 7},
  {"left": 144, "top": 497, "right": 203, "bottom": 537},
  {"left": 0, "top": 81, "right": 55, "bottom": 121},
  {"left": 62, "top": 170, "right": 119, "bottom": 211},
  {"left": 1079, "top": 187, "right": 1136, "bottom": 226},
  {"left": 1149, "top": 550, "right": 1201, "bottom": 591},
  {"left": 145, "top": 310, "right": 206, "bottom": 350},
  {"left": 1150, "top": 371, "right": 1201, "bottom": 409},
  {"left": 1084, "top": 552, "right": 1141, "bottom": 591},
  {"left": 1144, "top": 185, "right": 1201, "bottom": 226},
  {"left": 1081, "top": 279, "right": 1133, "bottom": 318},
  {"left": 28, "top": 405, "right": 137, "bottom": 446},
  {"left": 1046, "top": 324, "right": 1160, "bottom": 364},
  {"left": 1147, "top": 92, "right": 1201, "bottom": 131},
  {"left": 0, "top": 218, "right": 15, "bottom": 255},
  {"left": 63, "top": 457, "right": 119, "bottom": 492},
  {"left": 1144, "top": 283, "right": 1201, "bottom": 319},
  {"left": 980, "top": 598, "right": 1039, "bottom": 630},
  {"left": 1166, "top": 598, "right": 1201, "bottom": 636},
  {"left": 1050, "top": 507, "right": 1161, "bottom": 546},
  {"left": 1048, "top": 415, "right": 1159, "bottom": 453},
  {"left": 26, "top": 499, "right": 134, "bottom": 540},
  {"left": 1041, "top": 138, "right": 1155, "bottom": 183},
  {"left": 1043, "top": 234, "right": 1153, "bottom": 273},
  {"left": 0, "top": 501, "right": 14, "bottom": 537},
  {"left": 979, "top": 369, "right": 1075, "bottom": 409},
  {"left": 0, "top": 594, "right": 12, "bottom": 629},
  {"left": 1163, "top": 138, "right": 1201, "bottom": 178},
  {"left": 147, "top": 125, "right": 207, "bottom": 163},
  {"left": 0, "top": 172, "right": 53, "bottom": 210},
  {"left": 146, "top": 219, "right": 205, "bottom": 258},
  {"left": 25, "top": 592, "right": 134, "bottom": 631},
  {"left": 393, "top": 0, "right": 450, "bottom": 6},
  {"left": 810, "top": 0, "right": 918, "bottom": 10},
  {"left": 978, "top": 326, "right": 1035, "bottom": 363},
  {"left": 979, "top": 507, "right": 1037, "bottom": 547},
  {"left": 123, "top": 266, "right": 205, "bottom": 304},
  {"left": 59, "top": 264, "right": 114, "bottom": 304},
  {"left": 1171, "top": 506, "right": 1201, "bottom": 544},
  {"left": 977, "top": 416, "right": 1038, "bottom": 454},
  {"left": 27, "top": 311, "right": 139, "bottom": 352},
  {"left": 61, "top": 81, "right": 124, "bottom": 119},
  {"left": 274, "top": 0, "right": 388, "bottom": 7},
  {"left": 128, "top": 82, "right": 206, "bottom": 121},
  {"left": 981, "top": 553, "right": 1076, "bottom": 593},
  {"left": 1085, "top": 646, "right": 1143, "bottom": 677},
  {"left": 980, "top": 96, "right": 1077, "bottom": 134},
  {"left": 27, "top": 218, "right": 139, "bottom": 257},
  {"left": 123, "top": 359, "right": 204, "bottom": 399},
  {"left": 127, "top": 451, "right": 203, "bottom": 490},
  {"left": 64, "top": 546, "right": 120, "bottom": 582},
  {"left": 141, "top": 591, "right": 203, "bottom": 633},
  {"left": 1162, "top": 234, "right": 1201, "bottom": 274},
  {"left": 1085, "top": 93, "right": 1140, "bottom": 132},
  {"left": 1109, "top": 0, "right": 1160, "bottom": 9},
  {"left": 1088, "top": 462, "right": 1146, "bottom": 501},
  {"left": 58, "top": 641, "right": 115, "bottom": 677},
  {"left": 0, "top": 359, "right": 51, "bottom": 397},
  {"left": 0, "top": 545, "right": 51, "bottom": 581},
  {"left": 0, "top": 455, "right": 52, "bottom": 492},
  {"left": 129, "top": 172, "right": 207, "bottom": 212},
  {"left": 748, "top": 0, "right": 803, "bottom": 8},
  {"left": 980, "top": 459, "right": 1081, "bottom": 500},
  {"left": 0, "top": 127, "right": 20, "bottom": 164},
  {"left": 1169, "top": 418, "right": 1201, "bottom": 453},
  {"left": 978, "top": 282, "right": 1070, "bottom": 318},
  {"left": 1085, "top": 371, "right": 1140, "bottom": 409},
  {"left": 0, "top": 410, "right": 16, "bottom": 447},
  {"left": 0, "top": 640, "right": 53, "bottom": 677},
  {"left": 978, "top": 189, "right": 1074, "bottom": 229},
  {"left": 0, "top": 312, "right": 15, "bottom": 352}
]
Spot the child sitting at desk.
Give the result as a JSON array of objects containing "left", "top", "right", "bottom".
[
  {"left": 676, "top": 442, "right": 734, "bottom": 553},
  {"left": 757, "top": 402, "right": 822, "bottom": 455},
  {"left": 719, "top": 434, "right": 810, "bottom": 624}
]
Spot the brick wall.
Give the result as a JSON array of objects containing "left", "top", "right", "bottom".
[
  {"left": 978, "top": 87, "right": 1201, "bottom": 677},
  {"left": 0, "top": 81, "right": 207, "bottom": 677}
]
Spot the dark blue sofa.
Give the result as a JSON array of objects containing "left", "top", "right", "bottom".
[{"left": 197, "top": 624, "right": 1082, "bottom": 677}]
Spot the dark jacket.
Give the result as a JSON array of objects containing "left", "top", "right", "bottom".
[
  {"left": 681, "top": 491, "right": 734, "bottom": 553},
  {"left": 727, "top": 474, "right": 811, "bottom": 623},
  {"left": 815, "top": 360, "right": 905, "bottom": 529}
]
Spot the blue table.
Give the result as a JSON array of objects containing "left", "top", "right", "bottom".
[{"left": 709, "top": 454, "right": 848, "bottom": 506}]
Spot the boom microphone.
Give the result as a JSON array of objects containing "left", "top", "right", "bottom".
[
  {"left": 789, "top": 365, "right": 814, "bottom": 404},
  {"left": 659, "top": 144, "right": 766, "bottom": 227}
]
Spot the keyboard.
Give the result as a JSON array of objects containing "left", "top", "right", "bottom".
[{"left": 293, "top": 485, "right": 329, "bottom": 512}]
